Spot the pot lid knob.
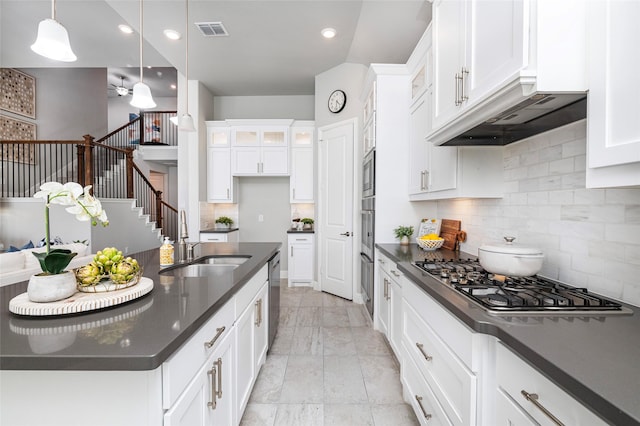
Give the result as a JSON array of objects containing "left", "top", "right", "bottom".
[{"left": 503, "top": 236, "right": 516, "bottom": 244}]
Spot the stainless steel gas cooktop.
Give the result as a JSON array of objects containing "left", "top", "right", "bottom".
[{"left": 412, "top": 258, "right": 632, "bottom": 316}]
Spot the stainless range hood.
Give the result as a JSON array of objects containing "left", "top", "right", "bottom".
[{"left": 440, "top": 94, "right": 587, "bottom": 146}]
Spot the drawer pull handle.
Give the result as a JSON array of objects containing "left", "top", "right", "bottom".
[
  {"left": 215, "top": 357, "right": 223, "bottom": 399},
  {"left": 207, "top": 364, "right": 217, "bottom": 409},
  {"left": 204, "top": 326, "right": 226, "bottom": 349},
  {"left": 415, "top": 395, "right": 432, "bottom": 420},
  {"left": 391, "top": 270, "right": 401, "bottom": 278},
  {"left": 255, "top": 299, "right": 263, "bottom": 327},
  {"left": 521, "top": 390, "right": 565, "bottom": 426},
  {"left": 416, "top": 343, "right": 433, "bottom": 362}
]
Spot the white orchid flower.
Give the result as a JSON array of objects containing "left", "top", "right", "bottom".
[
  {"left": 34, "top": 182, "right": 83, "bottom": 206},
  {"left": 65, "top": 185, "right": 109, "bottom": 226}
]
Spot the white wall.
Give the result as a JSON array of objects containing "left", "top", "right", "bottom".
[
  {"left": 212, "top": 96, "right": 314, "bottom": 120},
  {"left": 314, "top": 63, "right": 368, "bottom": 130},
  {"left": 434, "top": 120, "right": 640, "bottom": 307},
  {"left": 20, "top": 68, "right": 108, "bottom": 140},
  {"left": 237, "top": 177, "right": 291, "bottom": 270}
]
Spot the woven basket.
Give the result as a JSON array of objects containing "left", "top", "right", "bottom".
[{"left": 416, "top": 237, "right": 444, "bottom": 251}]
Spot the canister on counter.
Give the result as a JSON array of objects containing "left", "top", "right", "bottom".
[{"left": 160, "top": 237, "right": 174, "bottom": 266}]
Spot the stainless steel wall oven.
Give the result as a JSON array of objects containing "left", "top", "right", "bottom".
[{"left": 360, "top": 149, "right": 375, "bottom": 319}]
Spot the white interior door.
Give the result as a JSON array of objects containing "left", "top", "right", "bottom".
[{"left": 318, "top": 120, "right": 355, "bottom": 300}]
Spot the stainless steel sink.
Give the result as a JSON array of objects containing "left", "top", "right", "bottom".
[
  {"left": 195, "top": 256, "right": 250, "bottom": 266},
  {"left": 160, "top": 256, "right": 250, "bottom": 278},
  {"left": 167, "top": 263, "right": 239, "bottom": 278}
]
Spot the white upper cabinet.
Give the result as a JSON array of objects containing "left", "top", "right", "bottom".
[
  {"left": 363, "top": 82, "right": 377, "bottom": 155},
  {"left": 230, "top": 120, "right": 292, "bottom": 176},
  {"left": 290, "top": 123, "right": 315, "bottom": 203},
  {"left": 586, "top": 0, "right": 640, "bottom": 188},
  {"left": 430, "top": 0, "right": 587, "bottom": 145},
  {"left": 206, "top": 122, "right": 236, "bottom": 203}
]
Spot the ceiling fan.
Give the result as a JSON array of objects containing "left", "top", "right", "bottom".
[{"left": 109, "top": 76, "right": 133, "bottom": 96}]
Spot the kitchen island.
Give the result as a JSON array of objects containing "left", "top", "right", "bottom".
[
  {"left": 376, "top": 243, "right": 640, "bottom": 426},
  {"left": 0, "top": 242, "right": 280, "bottom": 426}
]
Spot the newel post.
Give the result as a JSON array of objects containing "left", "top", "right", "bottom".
[
  {"left": 82, "top": 135, "right": 94, "bottom": 190},
  {"left": 126, "top": 148, "right": 135, "bottom": 198},
  {"left": 156, "top": 191, "right": 163, "bottom": 230}
]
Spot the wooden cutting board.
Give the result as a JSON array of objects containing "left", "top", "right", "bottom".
[{"left": 440, "top": 219, "right": 461, "bottom": 251}]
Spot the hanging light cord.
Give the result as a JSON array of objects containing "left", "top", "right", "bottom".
[
  {"left": 51, "top": 0, "right": 56, "bottom": 20},
  {"left": 139, "top": 0, "right": 144, "bottom": 83},
  {"left": 185, "top": 0, "right": 189, "bottom": 112}
]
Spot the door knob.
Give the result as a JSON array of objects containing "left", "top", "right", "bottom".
[{"left": 340, "top": 232, "right": 352, "bottom": 237}]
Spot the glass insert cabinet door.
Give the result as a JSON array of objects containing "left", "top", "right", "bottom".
[{"left": 232, "top": 127, "right": 287, "bottom": 146}]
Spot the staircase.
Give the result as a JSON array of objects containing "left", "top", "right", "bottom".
[{"left": 0, "top": 111, "right": 179, "bottom": 246}]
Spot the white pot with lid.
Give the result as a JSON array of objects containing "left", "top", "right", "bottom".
[{"left": 478, "top": 237, "right": 544, "bottom": 277}]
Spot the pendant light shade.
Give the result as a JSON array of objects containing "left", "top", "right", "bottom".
[
  {"left": 31, "top": 0, "right": 77, "bottom": 62},
  {"left": 130, "top": 0, "right": 156, "bottom": 109},
  {"left": 178, "top": 113, "right": 196, "bottom": 132},
  {"left": 130, "top": 82, "right": 157, "bottom": 109}
]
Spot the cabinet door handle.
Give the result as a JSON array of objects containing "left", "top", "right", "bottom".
[
  {"left": 292, "top": 188, "right": 296, "bottom": 199},
  {"left": 383, "top": 277, "right": 389, "bottom": 300},
  {"left": 521, "top": 390, "right": 565, "bottom": 426},
  {"left": 424, "top": 170, "right": 430, "bottom": 191},
  {"left": 455, "top": 73, "right": 462, "bottom": 106},
  {"left": 416, "top": 343, "right": 433, "bottom": 362},
  {"left": 255, "top": 299, "right": 263, "bottom": 327},
  {"left": 226, "top": 188, "right": 230, "bottom": 199},
  {"left": 415, "top": 395, "right": 432, "bottom": 420},
  {"left": 420, "top": 170, "right": 426, "bottom": 191},
  {"left": 461, "top": 67, "right": 469, "bottom": 102},
  {"left": 215, "top": 357, "right": 223, "bottom": 399},
  {"left": 378, "top": 259, "right": 385, "bottom": 264},
  {"left": 391, "top": 270, "right": 401, "bottom": 278},
  {"left": 257, "top": 163, "right": 260, "bottom": 173},
  {"left": 291, "top": 246, "right": 294, "bottom": 257},
  {"left": 204, "top": 326, "right": 226, "bottom": 349},
  {"left": 207, "top": 364, "right": 217, "bottom": 409}
]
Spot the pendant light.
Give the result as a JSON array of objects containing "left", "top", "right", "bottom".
[
  {"left": 130, "top": 0, "right": 157, "bottom": 109},
  {"left": 174, "top": 0, "right": 195, "bottom": 132},
  {"left": 31, "top": 0, "right": 77, "bottom": 62}
]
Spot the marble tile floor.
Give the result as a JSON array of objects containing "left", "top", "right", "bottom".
[{"left": 240, "top": 283, "right": 419, "bottom": 426}]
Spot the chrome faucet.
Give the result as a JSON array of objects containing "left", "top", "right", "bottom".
[
  {"left": 187, "top": 242, "right": 201, "bottom": 261},
  {"left": 178, "top": 210, "right": 189, "bottom": 262}
]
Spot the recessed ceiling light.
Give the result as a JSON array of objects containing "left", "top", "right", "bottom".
[
  {"left": 170, "top": 84, "right": 177, "bottom": 90},
  {"left": 118, "top": 24, "right": 133, "bottom": 34},
  {"left": 321, "top": 28, "right": 336, "bottom": 39},
  {"left": 164, "top": 29, "right": 182, "bottom": 40}
]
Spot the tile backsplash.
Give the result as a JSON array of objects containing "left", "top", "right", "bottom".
[{"left": 437, "top": 120, "right": 640, "bottom": 306}]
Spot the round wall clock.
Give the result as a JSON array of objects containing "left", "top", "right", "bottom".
[{"left": 328, "top": 89, "right": 347, "bottom": 113}]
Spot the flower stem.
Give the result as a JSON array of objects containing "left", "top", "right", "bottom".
[{"left": 45, "top": 197, "right": 51, "bottom": 255}]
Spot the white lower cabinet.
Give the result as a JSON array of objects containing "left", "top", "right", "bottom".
[
  {"left": 374, "top": 251, "right": 403, "bottom": 359},
  {"left": 235, "top": 282, "right": 269, "bottom": 419},
  {"left": 495, "top": 342, "right": 606, "bottom": 426},
  {"left": 287, "top": 233, "right": 314, "bottom": 285},
  {"left": 164, "top": 331, "right": 234, "bottom": 426},
  {"left": 164, "top": 265, "right": 269, "bottom": 426}
]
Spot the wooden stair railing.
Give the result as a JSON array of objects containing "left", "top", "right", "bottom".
[{"left": 1, "top": 134, "right": 178, "bottom": 241}]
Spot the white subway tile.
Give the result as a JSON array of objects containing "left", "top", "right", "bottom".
[
  {"left": 588, "top": 240, "right": 621, "bottom": 262},
  {"left": 603, "top": 259, "right": 640, "bottom": 285},
  {"left": 561, "top": 172, "right": 586, "bottom": 189},
  {"left": 549, "top": 158, "right": 574, "bottom": 175},
  {"left": 560, "top": 237, "right": 590, "bottom": 256},
  {"left": 625, "top": 205, "right": 640, "bottom": 223},
  {"left": 562, "top": 139, "right": 587, "bottom": 158},
  {"left": 574, "top": 188, "right": 605, "bottom": 204},
  {"left": 605, "top": 188, "right": 640, "bottom": 204},
  {"left": 622, "top": 283, "right": 640, "bottom": 306},
  {"left": 588, "top": 278, "right": 624, "bottom": 300},
  {"left": 548, "top": 190, "right": 574, "bottom": 205},
  {"left": 528, "top": 162, "right": 550, "bottom": 178},
  {"left": 519, "top": 178, "right": 540, "bottom": 192},
  {"left": 537, "top": 205, "right": 561, "bottom": 220},
  {"left": 574, "top": 154, "right": 586, "bottom": 172},
  {"left": 605, "top": 223, "right": 640, "bottom": 244},
  {"left": 521, "top": 151, "right": 540, "bottom": 166},
  {"left": 626, "top": 245, "right": 640, "bottom": 266},
  {"left": 572, "top": 254, "right": 606, "bottom": 275},
  {"left": 560, "top": 205, "right": 590, "bottom": 221}
]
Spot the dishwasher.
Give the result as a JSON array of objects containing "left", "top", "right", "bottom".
[{"left": 267, "top": 251, "right": 281, "bottom": 350}]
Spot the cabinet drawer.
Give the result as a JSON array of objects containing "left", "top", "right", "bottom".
[
  {"left": 162, "top": 300, "right": 235, "bottom": 409},
  {"left": 288, "top": 234, "right": 313, "bottom": 244},
  {"left": 376, "top": 253, "right": 393, "bottom": 276},
  {"left": 402, "top": 343, "right": 454, "bottom": 426},
  {"left": 402, "top": 276, "right": 476, "bottom": 368},
  {"left": 235, "top": 265, "right": 268, "bottom": 316},
  {"left": 200, "top": 233, "right": 227, "bottom": 242},
  {"left": 496, "top": 343, "right": 607, "bottom": 426},
  {"left": 495, "top": 387, "right": 537, "bottom": 426},
  {"left": 403, "top": 300, "right": 476, "bottom": 426}
]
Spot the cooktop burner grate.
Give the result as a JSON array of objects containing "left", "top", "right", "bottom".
[{"left": 412, "top": 259, "right": 627, "bottom": 314}]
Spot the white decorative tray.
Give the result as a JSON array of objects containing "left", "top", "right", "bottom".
[{"left": 8, "top": 277, "right": 154, "bottom": 317}]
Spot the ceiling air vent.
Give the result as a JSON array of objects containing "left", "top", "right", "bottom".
[{"left": 195, "top": 22, "right": 229, "bottom": 37}]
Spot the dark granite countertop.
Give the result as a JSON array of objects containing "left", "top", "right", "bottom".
[
  {"left": 0, "top": 242, "right": 280, "bottom": 371},
  {"left": 286, "top": 228, "right": 315, "bottom": 234},
  {"left": 200, "top": 227, "right": 239, "bottom": 233},
  {"left": 376, "top": 243, "right": 640, "bottom": 426}
]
